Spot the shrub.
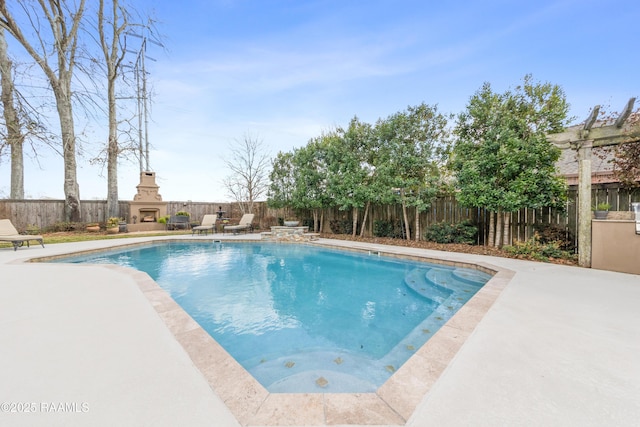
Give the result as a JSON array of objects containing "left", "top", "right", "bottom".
[
  {"left": 25, "top": 224, "right": 41, "bottom": 235},
  {"left": 329, "top": 219, "right": 353, "bottom": 235},
  {"left": 532, "top": 223, "right": 575, "bottom": 252},
  {"left": 373, "top": 220, "right": 404, "bottom": 238},
  {"left": 46, "top": 222, "right": 85, "bottom": 232},
  {"left": 373, "top": 220, "right": 393, "bottom": 237},
  {"left": 504, "top": 234, "right": 574, "bottom": 262},
  {"left": 424, "top": 221, "right": 477, "bottom": 244},
  {"left": 157, "top": 215, "right": 170, "bottom": 224},
  {"left": 302, "top": 218, "right": 314, "bottom": 229}
]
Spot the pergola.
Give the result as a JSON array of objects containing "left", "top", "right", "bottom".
[{"left": 547, "top": 98, "right": 640, "bottom": 267}]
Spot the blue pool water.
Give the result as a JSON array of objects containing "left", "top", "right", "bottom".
[{"left": 56, "top": 242, "right": 491, "bottom": 392}]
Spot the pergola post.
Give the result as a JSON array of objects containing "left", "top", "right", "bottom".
[{"left": 576, "top": 140, "right": 593, "bottom": 267}]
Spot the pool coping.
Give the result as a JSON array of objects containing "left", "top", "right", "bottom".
[{"left": 33, "top": 238, "right": 514, "bottom": 426}]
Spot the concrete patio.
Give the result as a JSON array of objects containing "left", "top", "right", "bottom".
[{"left": 0, "top": 234, "right": 638, "bottom": 426}]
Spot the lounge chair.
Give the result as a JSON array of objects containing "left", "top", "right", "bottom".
[
  {"left": 192, "top": 214, "right": 217, "bottom": 236},
  {"left": 0, "top": 219, "right": 45, "bottom": 251},
  {"left": 223, "top": 214, "right": 255, "bottom": 234}
]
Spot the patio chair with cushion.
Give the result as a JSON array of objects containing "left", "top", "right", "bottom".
[
  {"left": 223, "top": 214, "right": 255, "bottom": 235},
  {"left": 0, "top": 219, "right": 45, "bottom": 251},
  {"left": 192, "top": 214, "right": 217, "bottom": 236}
]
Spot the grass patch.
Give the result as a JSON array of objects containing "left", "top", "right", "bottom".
[{"left": 0, "top": 230, "right": 191, "bottom": 249}]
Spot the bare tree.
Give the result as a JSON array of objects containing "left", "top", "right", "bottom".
[
  {"left": 0, "top": 27, "right": 24, "bottom": 198},
  {"left": 0, "top": 0, "right": 86, "bottom": 221},
  {"left": 97, "top": 0, "right": 129, "bottom": 218},
  {"left": 222, "top": 134, "right": 270, "bottom": 214}
]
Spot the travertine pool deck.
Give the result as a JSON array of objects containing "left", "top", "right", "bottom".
[{"left": 1, "top": 234, "right": 638, "bottom": 426}]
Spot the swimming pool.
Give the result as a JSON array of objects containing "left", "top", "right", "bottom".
[{"left": 58, "top": 241, "right": 491, "bottom": 393}]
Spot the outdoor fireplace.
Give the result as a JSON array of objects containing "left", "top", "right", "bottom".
[
  {"left": 128, "top": 171, "right": 167, "bottom": 225},
  {"left": 138, "top": 209, "right": 160, "bottom": 222}
]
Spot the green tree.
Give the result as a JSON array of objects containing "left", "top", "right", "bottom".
[
  {"left": 268, "top": 139, "right": 330, "bottom": 232},
  {"left": 325, "top": 118, "right": 373, "bottom": 237},
  {"left": 291, "top": 139, "right": 330, "bottom": 232},
  {"left": 267, "top": 150, "right": 296, "bottom": 210},
  {"left": 452, "top": 75, "right": 569, "bottom": 247},
  {"left": 375, "top": 103, "right": 451, "bottom": 240}
]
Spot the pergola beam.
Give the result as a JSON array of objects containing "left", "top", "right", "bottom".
[
  {"left": 615, "top": 97, "right": 636, "bottom": 128},
  {"left": 583, "top": 105, "right": 600, "bottom": 131},
  {"left": 547, "top": 97, "right": 639, "bottom": 268},
  {"left": 548, "top": 121, "right": 640, "bottom": 147}
]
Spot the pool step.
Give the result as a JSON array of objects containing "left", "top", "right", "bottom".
[
  {"left": 268, "top": 370, "right": 377, "bottom": 393},
  {"left": 451, "top": 268, "right": 492, "bottom": 286},
  {"left": 249, "top": 350, "right": 382, "bottom": 393},
  {"left": 404, "top": 268, "right": 452, "bottom": 303},
  {"left": 426, "top": 267, "right": 488, "bottom": 292}
]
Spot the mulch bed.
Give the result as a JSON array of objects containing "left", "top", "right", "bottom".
[{"left": 319, "top": 234, "right": 579, "bottom": 266}]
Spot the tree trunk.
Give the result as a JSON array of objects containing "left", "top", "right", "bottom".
[
  {"left": 502, "top": 211, "right": 511, "bottom": 247},
  {"left": 55, "top": 83, "right": 81, "bottom": 222},
  {"left": 106, "top": 146, "right": 118, "bottom": 217},
  {"left": 487, "top": 210, "right": 495, "bottom": 247},
  {"left": 0, "top": 28, "right": 24, "bottom": 199},
  {"left": 104, "top": 12, "right": 120, "bottom": 219},
  {"left": 312, "top": 209, "right": 319, "bottom": 232},
  {"left": 359, "top": 201, "right": 370, "bottom": 237},
  {"left": 352, "top": 206, "right": 358, "bottom": 237},
  {"left": 99, "top": 0, "right": 127, "bottom": 220},
  {"left": 10, "top": 138, "right": 24, "bottom": 199},
  {"left": 402, "top": 200, "right": 411, "bottom": 240},
  {"left": 106, "top": 79, "right": 119, "bottom": 218},
  {"left": 414, "top": 207, "right": 420, "bottom": 241},
  {"left": 495, "top": 209, "right": 503, "bottom": 248}
]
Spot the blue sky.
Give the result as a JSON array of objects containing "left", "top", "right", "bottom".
[{"left": 5, "top": 0, "right": 640, "bottom": 202}]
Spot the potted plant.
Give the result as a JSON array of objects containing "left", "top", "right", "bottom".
[
  {"left": 106, "top": 217, "right": 120, "bottom": 234},
  {"left": 593, "top": 202, "right": 611, "bottom": 219},
  {"left": 86, "top": 222, "right": 100, "bottom": 232}
]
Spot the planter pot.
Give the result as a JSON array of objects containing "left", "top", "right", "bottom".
[
  {"left": 118, "top": 222, "right": 128, "bottom": 233},
  {"left": 594, "top": 210, "right": 609, "bottom": 219},
  {"left": 106, "top": 226, "right": 119, "bottom": 234},
  {"left": 86, "top": 225, "right": 100, "bottom": 232}
]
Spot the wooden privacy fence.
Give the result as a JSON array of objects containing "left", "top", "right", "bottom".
[
  {"left": 0, "top": 199, "right": 285, "bottom": 232},
  {"left": 1, "top": 185, "right": 638, "bottom": 250},
  {"left": 0, "top": 200, "right": 131, "bottom": 231}
]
